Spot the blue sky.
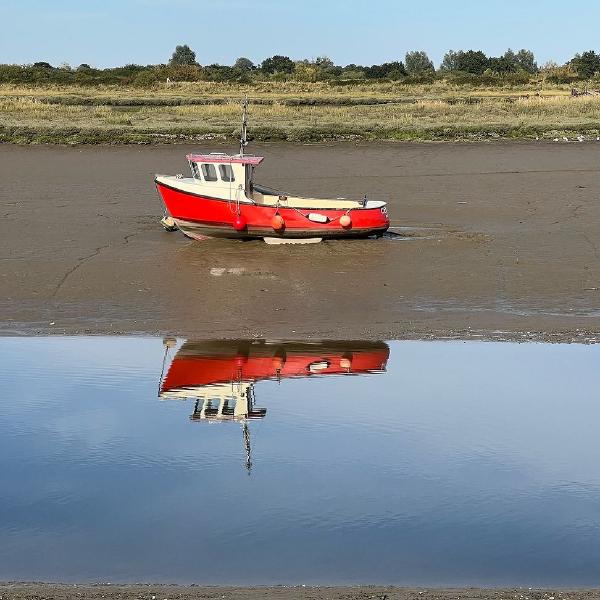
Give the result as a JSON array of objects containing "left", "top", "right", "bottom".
[{"left": 0, "top": 0, "right": 597, "bottom": 68}]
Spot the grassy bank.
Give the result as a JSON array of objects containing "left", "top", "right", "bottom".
[{"left": 1, "top": 81, "right": 600, "bottom": 143}]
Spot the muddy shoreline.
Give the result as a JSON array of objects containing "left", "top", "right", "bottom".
[
  {"left": 2, "top": 584, "right": 600, "bottom": 600},
  {"left": 2, "top": 141, "right": 600, "bottom": 342}
]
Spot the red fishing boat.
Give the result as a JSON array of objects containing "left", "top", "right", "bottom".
[{"left": 155, "top": 101, "right": 390, "bottom": 243}]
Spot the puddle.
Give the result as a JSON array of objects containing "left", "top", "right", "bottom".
[{"left": 1, "top": 337, "right": 600, "bottom": 585}]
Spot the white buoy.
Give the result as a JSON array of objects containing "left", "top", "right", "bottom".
[
  {"left": 308, "top": 213, "right": 328, "bottom": 224},
  {"left": 160, "top": 215, "right": 177, "bottom": 231}
]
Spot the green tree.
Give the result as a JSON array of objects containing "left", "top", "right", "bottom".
[
  {"left": 260, "top": 55, "right": 295, "bottom": 74},
  {"left": 515, "top": 49, "right": 537, "bottom": 73},
  {"left": 503, "top": 48, "right": 517, "bottom": 66},
  {"left": 169, "top": 44, "right": 197, "bottom": 66},
  {"left": 487, "top": 49, "right": 537, "bottom": 75},
  {"left": 440, "top": 50, "right": 489, "bottom": 74},
  {"left": 405, "top": 50, "right": 434, "bottom": 74},
  {"left": 365, "top": 61, "right": 406, "bottom": 79},
  {"left": 314, "top": 56, "right": 340, "bottom": 79},
  {"left": 488, "top": 53, "right": 517, "bottom": 73},
  {"left": 440, "top": 50, "right": 460, "bottom": 71},
  {"left": 315, "top": 56, "right": 334, "bottom": 69},
  {"left": 234, "top": 57, "right": 255, "bottom": 71},
  {"left": 571, "top": 51, "right": 600, "bottom": 79},
  {"left": 457, "top": 50, "right": 489, "bottom": 74}
]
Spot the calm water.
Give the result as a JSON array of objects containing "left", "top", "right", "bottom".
[{"left": 1, "top": 337, "right": 600, "bottom": 586}]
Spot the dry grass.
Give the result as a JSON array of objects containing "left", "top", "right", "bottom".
[
  {"left": 1, "top": 82, "right": 599, "bottom": 143},
  {"left": 0, "top": 79, "right": 575, "bottom": 101}
]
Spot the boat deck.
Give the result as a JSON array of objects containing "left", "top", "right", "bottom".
[
  {"left": 156, "top": 176, "right": 384, "bottom": 210},
  {"left": 252, "top": 186, "right": 385, "bottom": 210}
]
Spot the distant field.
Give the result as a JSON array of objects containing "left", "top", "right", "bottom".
[{"left": 1, "top": 80, "right": 599, "bottom": 143}]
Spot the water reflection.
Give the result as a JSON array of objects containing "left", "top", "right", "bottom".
[
  {"left": 3, "top": 337, "right": 600, "bottom": 585},
  {"left": 159, "top": 339, "right": 389, "bottom": 471}
]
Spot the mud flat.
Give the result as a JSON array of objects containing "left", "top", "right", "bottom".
[
  {"left": 2, "top": 585, "right": 600, "bottom": 600},
  {"left": 1, "top": 141, "right": 600, "bottom": 341}
]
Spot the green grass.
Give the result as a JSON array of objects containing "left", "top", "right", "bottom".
[{"left": 1, "top": 81, "right": 599, "bottom": 144}]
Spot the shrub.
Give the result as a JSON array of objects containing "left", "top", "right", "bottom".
[
  {"left": 571, "top": 51, "right": 600, "bottom": 79},
  {"left": 133, "top": 70, "right": 159, "bottom": 87},
  {"left": 544, "top": 64, "right": 578, "bottom": 84}
]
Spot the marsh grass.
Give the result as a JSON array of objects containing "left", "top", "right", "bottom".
[{"left": 1, "top": 81, "right": 599, "bottom": 143}]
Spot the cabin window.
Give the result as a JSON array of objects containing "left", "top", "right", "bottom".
[
  {"left": 190, "top": 162, "right": 200, "bottom": 179},
  {"left": 219, "top": 164, "right": 235, "bottom": 182},
  {"left": 201, "top": 163, "right": 218, "bottom": 182}
]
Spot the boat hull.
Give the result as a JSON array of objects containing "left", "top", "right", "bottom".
[{"left": 155, "top": 179, "right": 389, "bottom": 240}]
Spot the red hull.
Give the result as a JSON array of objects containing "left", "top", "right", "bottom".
[
  {"left": 161, "top": 340, "right": 389, "bottom": 393},
  {"left": 156, "top": 180, "right": 389, "bottom": 240}
]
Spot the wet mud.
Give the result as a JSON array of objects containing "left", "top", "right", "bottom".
[
  {"left": 2, "top": 141, "right": 600, "bottom": 341},
  {"left": 2, "top": 585, "right": 599, "bottom": 600}
]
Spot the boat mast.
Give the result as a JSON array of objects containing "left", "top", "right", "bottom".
[{"left": 239, "top": 96, "right": 249, "bottom": 157}]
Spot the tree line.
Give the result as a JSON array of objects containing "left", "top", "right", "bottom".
[{"left": 2, "top": 45, "right": 600, "bottom": 86}]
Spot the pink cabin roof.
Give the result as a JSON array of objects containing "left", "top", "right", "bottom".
[{"left": 186, "top": 154, "right": 264, "bottom": 165}]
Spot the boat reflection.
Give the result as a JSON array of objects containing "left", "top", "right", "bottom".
[{"left": 159, "top": 340, "right": 389, "bottom": 470}]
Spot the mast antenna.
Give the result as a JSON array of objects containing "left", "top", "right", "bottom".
[{"left": 240, "top": 96, "right": 249, "bottom": 156}]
